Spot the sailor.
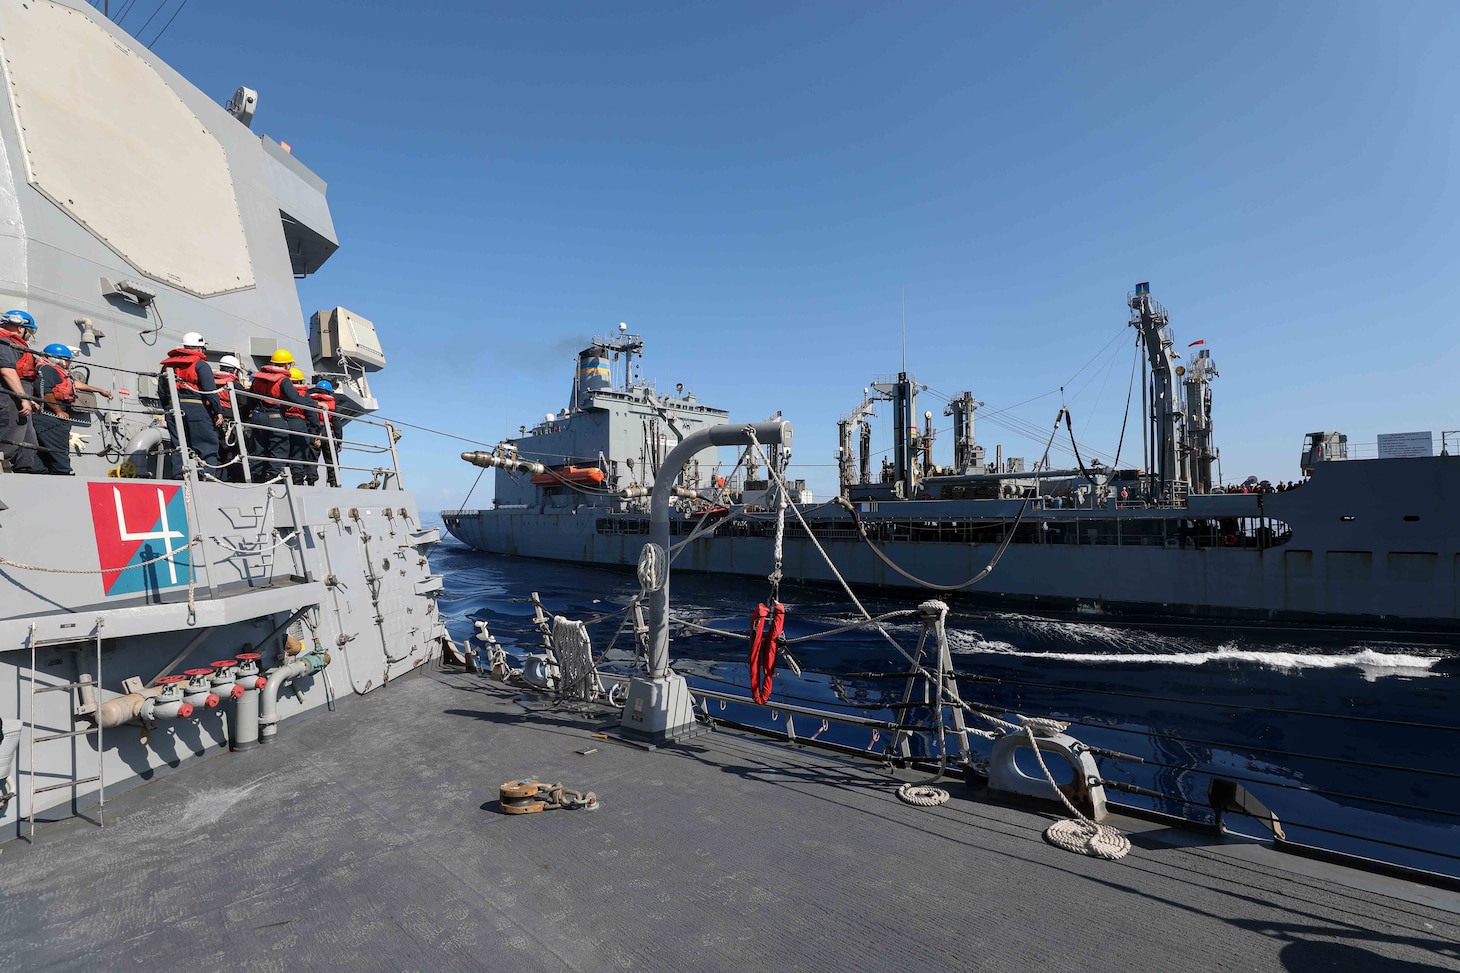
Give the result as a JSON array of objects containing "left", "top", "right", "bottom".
[
  {"left": 34, "top": 343, "right": 113, "bottom": 475},
  {"left": 158, "top": 331, "right": 220, "bottom": 479},
  {"left": 212, "top": 354, "right": 246, "bottom": 481},
  {"left": 307, "top": 379, "right": 339, "bottom": 487},
  {"left": 284, "top": 366, "right": 322, "bottom": 485},
  {"left": 245, "top": 350, "right": 311, "bottom": 481},
  {"left": 0, "top": 310, "right": 39, "bottom": 472}
]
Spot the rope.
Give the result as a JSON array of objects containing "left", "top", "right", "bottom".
[
  {"left": 896, "top": 783, "right": 950, "bottom": 806},
  {"left": 1021, "top": 723, "right": 1130, "bottom": 861},
  {"left": 551, "top": 615, "right": 602, "bottom": 704},
  {"left": 180, "top": 468, "right": 198, "bottom": 622},
  {"left": 0, "top": 541, "right": 198, "bottom": 574},
  {"left": 458, "top": 465, "right": 487, "bottom": 511}
]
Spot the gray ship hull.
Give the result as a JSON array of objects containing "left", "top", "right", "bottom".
[
  {"left": 445, "top": 453, "right": 1460, "bottom": 632},
  {"left": 0, "top": 1, "right": 447, "bottom": 840}
]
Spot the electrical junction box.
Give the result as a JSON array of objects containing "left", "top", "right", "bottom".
[{"left": 310, "top": 307, "right": 386, "bottom": 372}]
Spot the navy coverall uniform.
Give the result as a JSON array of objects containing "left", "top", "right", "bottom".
[
  {"left": 34, "top": 361, "right": 75, "bottom": 475},
  {"left": 0, "top": 337, "right": 37, "bottom": 473},
  {"left": 159, "top": 347, "right": 221, "bottom": 479},
  {"left": 246, "top": 366, "right": 311, "bottom": 482},
  {"left": 285, "top": 383, "right": 323, "bottom": 485}
]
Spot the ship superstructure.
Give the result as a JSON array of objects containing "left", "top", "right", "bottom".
[
  {"left": 0, "top": 0, "right": 446, "bottom": 838},
  {"left": 446, "top": 283, "right": 1460, "bottom": 631}
]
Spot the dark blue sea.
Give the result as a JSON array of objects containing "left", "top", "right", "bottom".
[{"left": 426, "top": 516, "right": 1460, "bottom": 881}]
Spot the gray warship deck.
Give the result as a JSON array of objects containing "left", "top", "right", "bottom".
[{"left": 3, "top": 665, "right": 1456, "bottom": 973}]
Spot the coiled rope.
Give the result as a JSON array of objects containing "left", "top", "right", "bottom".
[{"left": 1021, "top": 722, "right": 1130, "bottom": 861}]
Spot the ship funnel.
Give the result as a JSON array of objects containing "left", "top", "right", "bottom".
[{"left": 577, "top": 348, "right": 613, "bottom": 403}]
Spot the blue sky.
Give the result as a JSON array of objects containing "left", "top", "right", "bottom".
[{"left": 133, "top": 1, "right": 1460, "bottom": 508}]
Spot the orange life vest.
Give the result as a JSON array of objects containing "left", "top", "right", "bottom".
[
  {"left": 213, "top": 368, "right": 240, "bottom": 411},
  {"left": 45, "top": 361, "right": 75, "bottom": 404},
  {"left": 308, "top": 391, "right": 336, "bottom": 413},
  {"left": 1, "top": 331, "right": 36, "bottom": 381},
  {"left": 249, "top": 364, "right": 291, "bottom": 410},
  {"left": 161, "top": 346, "right": 207, "bottom": 394},
  {"left": 286, "top": 383, "right": 311, "bottom": 420}
]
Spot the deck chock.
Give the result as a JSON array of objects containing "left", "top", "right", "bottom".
[
  {"left": 986, "top": 725, "right": 1108, "bottom": 821},
  {"left": 1209, "top": 778, "right": 1285, "bottom": 839}
]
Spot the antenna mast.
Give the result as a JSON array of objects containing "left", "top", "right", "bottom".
[{"left": 900, "top": 288, "right": 906, "bottom": 374}]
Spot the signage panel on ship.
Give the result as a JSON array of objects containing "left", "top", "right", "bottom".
[{"left": 1376, "top": 432, "right": 1432, "bottom": 459}]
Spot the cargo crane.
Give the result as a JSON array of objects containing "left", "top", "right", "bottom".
[
  {"left": 837, "top": 388, "right": 891, "bottom": 497},
  {"left": 1129, "top": 282, "right": 1188, "bottom": 500}
]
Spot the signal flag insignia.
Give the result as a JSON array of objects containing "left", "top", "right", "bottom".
[{"left": 87, "top": 482, "right": 191, "bottom": 598}]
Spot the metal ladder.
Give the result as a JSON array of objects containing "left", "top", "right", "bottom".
[{"left": 23, "top": 620, "right": 105, "bottom": 840}]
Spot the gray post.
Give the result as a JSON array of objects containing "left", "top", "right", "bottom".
[
  {"left": 324, "top": 409, "right": 340, "bottom": 487},
  {"left": 165, "top": 369, "right": 219, "bottom": 597},
  {"left": 385, "top": 422, "right": 403, "bottom": 490},
  {"left": 228, "top": 386, "right": 252, "bottom": 484},
  {"left": 620, "top": 420, "right": 791, "bottom": 745}
]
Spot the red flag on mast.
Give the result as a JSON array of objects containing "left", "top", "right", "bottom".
[{"left": 1188, "top": 339, "right": 1206, "bottom": 347}]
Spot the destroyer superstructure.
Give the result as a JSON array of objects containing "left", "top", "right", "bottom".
[
  {"left": 445, "top": 284, "right": 1460, "bottom": 631},
  {"left": 0, "top": 0, "right": 447, "bottom": 838}
]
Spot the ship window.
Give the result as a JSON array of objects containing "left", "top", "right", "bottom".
[
  {"left": 1403, "top": 515, "right": 1420, "bottom": 522},
  {"left": 1340, "top": 515, "right": 1356, "bottom": 522}
]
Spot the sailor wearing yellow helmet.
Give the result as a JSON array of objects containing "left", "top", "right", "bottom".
[
  {"left": 283, "top": 365, "right": 323, "bottom": 484},
  {"left": 246, "top": 349, "right": 312, "bottom": 481}
]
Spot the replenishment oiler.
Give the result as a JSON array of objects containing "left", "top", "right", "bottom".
[
  {"left": 0, "top": 0, "right": 447, "bottom": 840},
  {"left": 444, "top": 287, "right": 1460, "bottom": 632}
]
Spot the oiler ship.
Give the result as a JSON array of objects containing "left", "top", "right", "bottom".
[{"left": 445, "top": 287, "right": 1460, "bottom": 632}]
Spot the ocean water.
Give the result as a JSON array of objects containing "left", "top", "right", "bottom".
[{"left": 426, "top": 517, "right": 1460, "bottom": 880}]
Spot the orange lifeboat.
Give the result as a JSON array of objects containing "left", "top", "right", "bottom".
[{"left": 530, "top": 466, "right": 606, "bottom": 488}]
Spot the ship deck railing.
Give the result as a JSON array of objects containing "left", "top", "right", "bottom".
[{"left": 151, "top": 369, "right": 407, "bottom": 489}]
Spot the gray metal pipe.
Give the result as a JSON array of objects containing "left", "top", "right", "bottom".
[
  {"left": 257, "top": 658, "right": 310, "bottom": 744},
  {"left": 232, "top": 687, "right": 260, "bottom": 751},
  {"left": 648, "top": 421, "right": 791, "bottom": 678},
  {"left": 257, "top": 650, "right": 329, "bottom": 744},
  {"left": 123, "top": 425, "right": 168, "bottom": 475}
]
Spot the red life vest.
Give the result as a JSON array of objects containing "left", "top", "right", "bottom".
[
  {"left": 46, "top": 361, "right": 75, "bottom": 404},
  {"left": 213, "top": 368, "right": 240, "bottom": 411},
  {"left": 161, "top": 346, "right": 207, "bottom": 394},
  {"left": 249, "top": 364, "right": 291, "bottom": 409},
  {"left": 286, "top": 383, "right": 310, "bottom": 420},
  {"left": 1, "top": 331, "right": 36, "bottom": 381},
  {"left": 310, "top": 391, "right": 337, "bottom": 435}
]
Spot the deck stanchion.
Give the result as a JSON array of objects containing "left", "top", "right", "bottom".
[{"left": 618, "top": 419, "right": 791, "bottom": 746}]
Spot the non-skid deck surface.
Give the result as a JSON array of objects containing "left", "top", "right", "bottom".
[{"left": 2, "top": 667, "right": 1457, "bottom": 972}]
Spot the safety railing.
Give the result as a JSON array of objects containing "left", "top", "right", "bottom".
[
  {"left": 2, "top": 356, "right": 406, "bottom": 488},
  {"left": 224, "top": 384, "right": 403, "bottom": 489},
  {"left": 155, "top": 367, "right": 404, "bottom": 489}
]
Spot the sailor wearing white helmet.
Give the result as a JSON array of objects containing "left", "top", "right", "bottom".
[
  {"left": 211, "top": 353, "right": 247, "bottom": 481},
  {"left": 158, "top": 330, "right": 221, "bottom": 479}
]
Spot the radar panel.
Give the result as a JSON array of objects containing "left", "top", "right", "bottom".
[{"left": 0, "top": 0, "right": 255, "bottom": 296}]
